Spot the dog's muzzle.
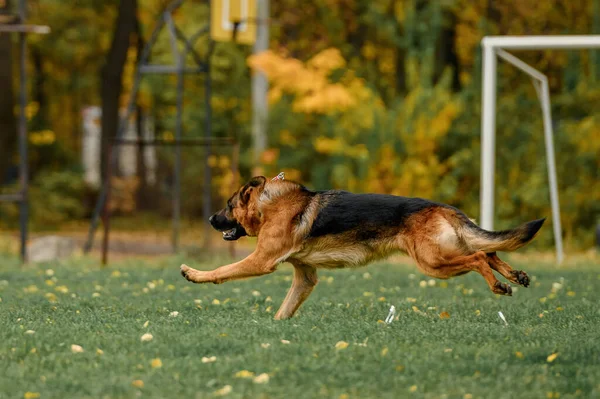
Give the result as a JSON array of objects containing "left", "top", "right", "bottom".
[{"left": 209, "top": 214, "right": 247, "bottom": 241}]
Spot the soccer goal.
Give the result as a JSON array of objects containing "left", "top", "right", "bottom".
[{"left": 480, "top": 35, "right": 600, "bottom": 264}]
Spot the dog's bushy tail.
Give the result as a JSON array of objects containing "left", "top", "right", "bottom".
[{"left": 457, "top": 214, "right": 546, "bottom": 252}]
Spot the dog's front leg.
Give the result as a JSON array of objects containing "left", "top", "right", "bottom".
[
  {"left": 274, "top": 262, "right": 318, "bottom": 320},
  {"left": 181, "top": 228, "right": 295, "bottom": 284},
  {"left": 180, "top": 252, "right": 276, "bottom": 284}
]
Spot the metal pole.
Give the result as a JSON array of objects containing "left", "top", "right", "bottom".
[
  {"left": 18, "top": 25, "right": 28, "bottom": 262},
  {"left": 480, "top": 42, "right": 497, "bottom": 230},
  {"left": 203, "top": 42, "right": 214, "bottom": 249},
  {"left": 173, "top": 59, "right": 184, "bottom": 253},
  {"left": 497, "top": 50, "right": 564, "bottom": 264},
  {"left": 539, "top": 79, "right": 564, "bottom": 264},
  {"left": 166, "top": 11, "right": 183, "bottom": 253},
  {"left": 251, "top": 0, "right": 269, "bottom": 176}
]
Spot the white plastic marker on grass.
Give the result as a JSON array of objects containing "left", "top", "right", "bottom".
[
  {"left": 385, "top": 305, "right": 396, "bottom": 324},
  {"left": 498, "top": 311, "right": 508, "bottom": 326}
]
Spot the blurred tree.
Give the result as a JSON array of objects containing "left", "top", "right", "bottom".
[
  {"left": 100, "top": 0, "right": 138, "bottom": 181},
  {"left": 0, "top": 0, "right": 17, "bottom": 184}
]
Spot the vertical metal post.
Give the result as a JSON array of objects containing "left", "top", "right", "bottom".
[
  {"left": 166, "top": 11, "right": 183, "bottom": 253},
  {"left": 480, "top": 41, "right": 497, "bottom": 230},
  {"left": 538, "top": 79, "right": 564, "bottom": 263},
  {"left": 18, "top": 1, "right": 29, "bottom": 262},
  {"left": 173, "top": 56, "right": 184, "bottom": 253},
  {"left": 251, "top": 0, "right": 269, "bottom": 176},
  {"left": 202, "top": 42, "right": 214, "bottom": 249}
]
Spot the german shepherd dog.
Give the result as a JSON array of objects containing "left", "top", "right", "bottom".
[{"left": 180, "top": 176, "right": 545, "bottom": 319}]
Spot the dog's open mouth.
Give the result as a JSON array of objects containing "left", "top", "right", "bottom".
[
  {"left": 222, "top": 228, "right": 237, "bottom": 241},
  {"left": 220, "top": 226, "right": 247, "bottom": 241}
]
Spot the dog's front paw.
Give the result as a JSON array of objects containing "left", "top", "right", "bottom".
[
  {"left": 180, "top": 264, "right": 216, "bottom": 284},
  {"left": 180, "top": 264, "right": 197, "bottom": 282}
]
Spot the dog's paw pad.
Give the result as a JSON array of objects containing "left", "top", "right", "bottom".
[
  {"left": 493, "top": 281, "right": 513, "bottom": 296},
  {"left": 510, "top": 270, "right": 530, "bottom": 287}
]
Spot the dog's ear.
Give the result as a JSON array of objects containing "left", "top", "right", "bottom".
[{"left": 240, "top": 176, "right": 266, "bottom": 204}]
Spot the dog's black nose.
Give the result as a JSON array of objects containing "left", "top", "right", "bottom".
[{"left": 209, "top": 215, "right": 215, "bottom": 224}]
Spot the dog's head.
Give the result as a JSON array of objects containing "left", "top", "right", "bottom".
[{"left": 209, "top": 176, "right": 267, "bottom": 241}]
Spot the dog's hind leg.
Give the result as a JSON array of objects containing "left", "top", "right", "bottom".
[
  {"left": 486, "top": 252, "right": 530, "bottom": 287},
  {"left": 417, "top": 251, "right": 513, "bottom": 296},
  {"left": 274, "top": 262, "right": 318, "bottom": 320}
]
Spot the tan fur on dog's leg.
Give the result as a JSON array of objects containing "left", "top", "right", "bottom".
[
  {"left": 180, "top": 252, "right": 277, "bottom": 284},
  {"left": 486, "top": 252, "right": 530, "bottom": 287},
  {"left": 181, "top": 223, "right": 296, "bottom": 284},
  {"left": 416, "top": 251, "right": 513, "bottom": 296},
  {"left": 275, "top": 263, "right": 318, "bottom": 320}
]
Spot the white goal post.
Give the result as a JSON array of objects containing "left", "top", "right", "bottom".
[{"left": 481, "top": 35, "right": 600, "bottom": 264}]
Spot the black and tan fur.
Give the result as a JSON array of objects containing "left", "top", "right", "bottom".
[{"left": 181, "top": 176, "right": 545, "bottom": 319}]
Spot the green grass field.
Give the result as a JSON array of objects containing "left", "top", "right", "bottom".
[{"left": 0, "top": 253, "right": 599, "bottom": 399}]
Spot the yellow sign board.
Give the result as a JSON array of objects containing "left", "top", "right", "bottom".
[{"left": 211, "top": 0, "right": 257, "bottom": 45}]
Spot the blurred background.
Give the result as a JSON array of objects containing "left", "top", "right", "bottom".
[{"left": 0, "top": 0, "right": 598, "bottom": 260}]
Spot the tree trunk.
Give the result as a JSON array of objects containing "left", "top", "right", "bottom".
[
  {"left": 0, "top": 0, "right": 17, "bottom": 184},
  {"left": 100, "top": 0, "right": 138, "bottom": 181},
  {"left": 31, "top": 47, "right": 47, "bottom": 128},
  {"left": 435, "top": 10, "right": 461, "bottom": 91}
]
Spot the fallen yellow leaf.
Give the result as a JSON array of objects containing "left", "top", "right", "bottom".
[
  {"left": 140, "top": 333, "right": 153, "bottom": 342},
  {"left": 335, "top": 341, "right": 349, "bottom": 350},
  {"left": 24, "top": 392, "right": 40, "bottom": 399},
  {"left": 409, "top": 385, "right": 418, "bottom": 392},
  {"left": 253, "top": 373, "right": 270, "bottom": 384},
  {"left": 515, "top": 351, "right": 524, "bottom": 359},
  {"left": 439, "top": 311, "right": 450, "bottom": 319},
  {"left": 547, "top": 353, "right": 558, "bottom": 362},
  {"left": 132, "top": 380, "right": 144, "bottom": 388},
  {"left": 381, "top": 347, "right": 389, "bottom": 356},
  {"left": 214, "top": 385, "right": 232, "bottom": 396},
  {"left": 235, "top": 370, "right": 255, "bottom": 378},
  {"left": 151, "top": 358, "right": 162, "bottom": 368}
]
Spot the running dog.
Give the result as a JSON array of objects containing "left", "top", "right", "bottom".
[{"left": 180, "top": 176, "right": 544, "bottom": 319}]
